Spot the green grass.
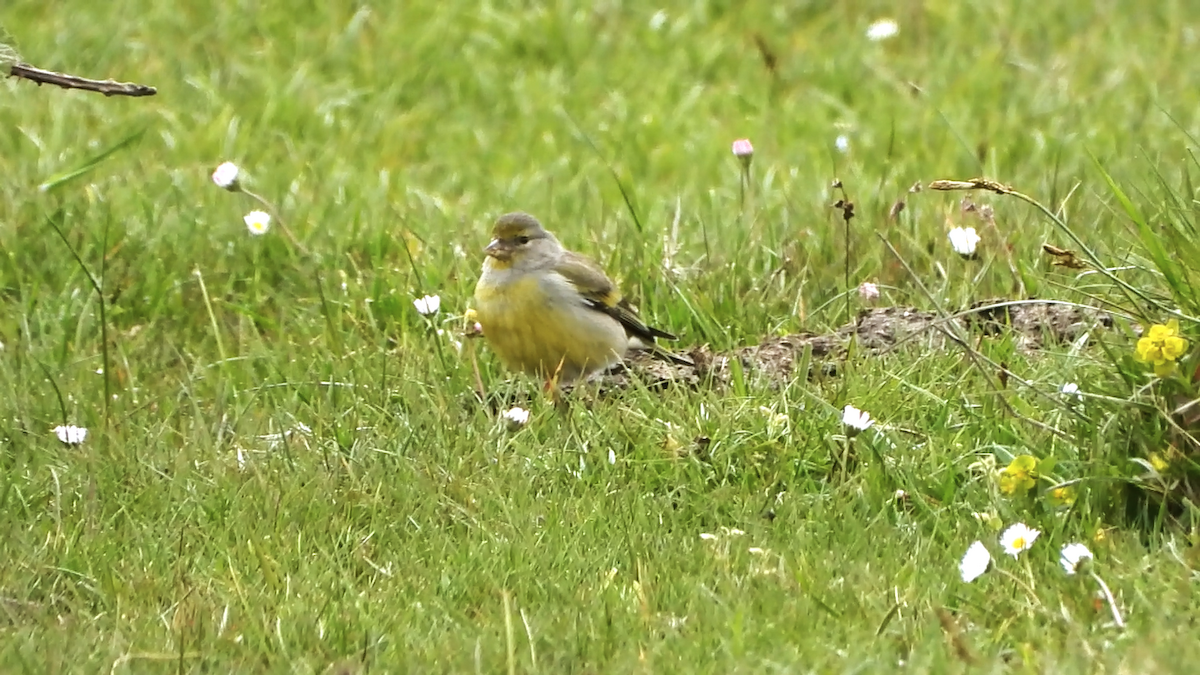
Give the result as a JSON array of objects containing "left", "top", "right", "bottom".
[{"left": 3, "top": 0, "right": 1200, "bottom": 671}]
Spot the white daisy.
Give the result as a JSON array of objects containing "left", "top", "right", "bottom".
[
  {"left": 1059, "top": 542, "right": 1093, "bottom": 575},
  {"left": 53, "top": 425, "right": 88, "bottom": 445},
  {"left": 501, "top": 406, "right": 530, "bottom": 429},
  {"left": 948, "top": 226, "right": 981, "bottom": 258},
  {"left": 960, "top": 540, "right": 991, "bottom": 582},
  {"left": 211, "top": 162, "right": 241, "bottom": 190},
  {"left": 244, "top": 210, "right": 271, "bottom": 236},
  {"left": 866, "top": 19, "right": 899, "bottom": 42},
  {"left": 412, "top": 294, "right": 441, "bottom": 315},
  {"left": 842, "top": 405, "right": 874, "bottom": 435},
  {"left": 999, "top": 522, "right": 1040, "bottom": 558}
]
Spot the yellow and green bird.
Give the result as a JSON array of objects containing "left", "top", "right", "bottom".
[{"left": 473, "top": 212, "right": 683, "bottom": 386}]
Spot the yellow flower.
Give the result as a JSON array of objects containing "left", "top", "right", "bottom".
[
  {"left": 999, "top": 454, "right": 1038, "bottom": 495},
  {"left": 1049, "top": 486, "right": 1076, "bottom": 506},
  {"left": 1149, "top": 452, "right": 1170, "bottom": 473},
  {"left": 1136, "top": 319, "right": 1189, "bottom": 377},
  {"left": 1149, "top": 445, "right": 1183, "bottom": 473},
  {"left": 463, "top": 308, "right": 484, "bottom": 337}
]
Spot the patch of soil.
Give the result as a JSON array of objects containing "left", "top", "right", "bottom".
[{"left": 607, "top": 299, "right": 1115, "bottom": 389}]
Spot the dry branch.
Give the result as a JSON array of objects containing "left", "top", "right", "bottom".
[{"left": 7, "top": 61, "right": 156, "bottom": 97}]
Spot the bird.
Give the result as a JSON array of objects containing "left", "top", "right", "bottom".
[{"left": 473, "top": 211, "right": 683, "bottom": 387}]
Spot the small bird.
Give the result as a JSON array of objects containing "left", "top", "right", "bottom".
[{"left": 473, "top": 212, "right": 681, "bottom": 386}]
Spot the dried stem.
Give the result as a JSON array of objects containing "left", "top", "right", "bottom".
[
  {"left": 8, "top": 61, "right": 156, "bottom": 97},
  {"left": 1090, "top": 571, "right": 1126, "bottom": 630}
]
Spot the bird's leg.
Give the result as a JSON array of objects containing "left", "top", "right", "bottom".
[
  {"left": 466, "top": 341, "right": 487, "bottom": 403},
  {"left": 546, "top": 359, "right": 571, "bottom": 411},
  {"left": 548, "top": 381, "right": 570, "bottom": 411}
]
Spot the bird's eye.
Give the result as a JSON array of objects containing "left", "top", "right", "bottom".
[{"left": 516, "top": 236, "right": 531, "bottom": 245}]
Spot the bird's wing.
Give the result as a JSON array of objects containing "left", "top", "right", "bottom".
[{"left": 554, "top": 250, "right": 676, "bottom": 342}]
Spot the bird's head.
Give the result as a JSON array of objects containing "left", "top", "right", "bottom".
[{"left": 484, "top": 212, "right": 560, "bottom": 268}]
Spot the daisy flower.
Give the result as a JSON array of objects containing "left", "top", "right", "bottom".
[
  {"left": 1059, "top": 543, "right": 1093, "bottom": 575},
  {"left": 866, "top": 19, "right": 899, "bottom": 41},
  {"left": 413, "top": 294, "right": 441, "bottom": 315},
  {"left": 999, "top": 522, "right": 1040, "bottom": 558},
  {"left": 948, "top": 226, "right": 981, "bottom": 258},
  {"left": 842, "top": 405, "right": 874, "bottom": 435},
  {"left": 244, "top": 210, "right": 271, "bottom": 236},
  {"left": 501, "top": 406, "right": 530, "bottom": 430},
  {"left": 211, "top": 161, "right": 241, "bottom": 190},
  {"left": 53, "top": 425, "right": 88, "bottom": 445},
  {"left": 960, "top": 540, "right": 991, "bottom": 582}
]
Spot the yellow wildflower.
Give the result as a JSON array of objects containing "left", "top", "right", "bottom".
[
  {"left": 463, "top": 308, "right": 484, "bottom": 337},
  {"left": 1049, "top": 486, "right": 1076, "bottom": 506},
  {"left": 1149, "top": 445, "right": 1184, "bottom": 473},
  {"left": 999, "top": 455, "right": 1038, "bottom": 495},
  {"left": 1149, "top": 452, "right": 1170, "bottom": 473},
  {"left": 1136, "top": 319, "right": 1189, "bottom": 377}
]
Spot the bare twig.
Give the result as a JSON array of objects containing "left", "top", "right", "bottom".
[
  {"left": 8, "top": 61, "right": 157, "bottom": 97},
  {"left": 1090, "top": 571, "right": 1126, "bottom": 630}
]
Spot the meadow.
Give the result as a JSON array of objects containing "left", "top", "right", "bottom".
[{"left": 2, "top": 0, "right": 1200, "bottom": 671}]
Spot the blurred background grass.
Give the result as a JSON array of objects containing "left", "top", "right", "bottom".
[{"left": 2, "top": 0, "right": 1200, "bottom": 671}]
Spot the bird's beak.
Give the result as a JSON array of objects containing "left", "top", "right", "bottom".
[{"left": 484, "top": 238, "right": 512, "bottom": 261}]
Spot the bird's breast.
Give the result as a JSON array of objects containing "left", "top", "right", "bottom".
[
  {"left": 474, "top": 269, "right": 546, "bottom": 321},
  {"left": 473, "top": 268, "right": 627, "bottom": 381}
]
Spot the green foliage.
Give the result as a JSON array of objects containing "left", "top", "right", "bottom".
[{"left": 3, "top": 0, "right": 1200, "bottom": 671}]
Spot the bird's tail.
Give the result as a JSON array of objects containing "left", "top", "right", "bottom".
[{"left": 629, "top": 339, "right": 694, "bottom": 367}]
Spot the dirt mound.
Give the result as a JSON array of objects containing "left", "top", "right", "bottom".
[{"left": 609, "top": 299, "right": 1114, "bottom": 389}]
